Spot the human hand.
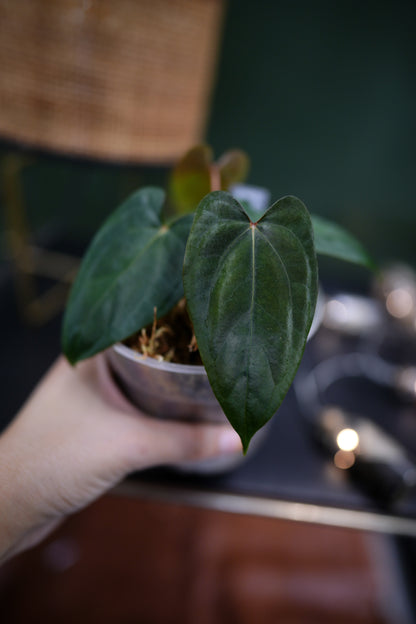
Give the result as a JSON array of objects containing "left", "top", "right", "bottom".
[{"left": 0, "top": 355, "right": 242, "bottom": 563}]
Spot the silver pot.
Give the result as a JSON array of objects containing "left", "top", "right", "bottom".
[{"left": 106, "top": 345, "right": 225, "bottom": 424}]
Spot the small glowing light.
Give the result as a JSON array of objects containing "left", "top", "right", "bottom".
[
  {"left": 386, "top": 288, "right": 414, "bottom": 319},
  {"left": 334, "top": 450, "right": 356, "bottom": 470},
  {"left": 336, "top": 428, "right": 359, "bottom": 452}
]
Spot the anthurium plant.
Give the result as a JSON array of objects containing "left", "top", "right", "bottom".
[{"left": 62, "top": 147, "right": 374, "bottom": 451}]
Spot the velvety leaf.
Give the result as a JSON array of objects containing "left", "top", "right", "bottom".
[
  {"left": 312, "top": 214, "right": 376, "bottom": 270},
  {"left": 183, "top": 192, "right": 318, "bottom": 451},
  {"left": 62, "top": 187, "right": 193, "bottom": 364}
]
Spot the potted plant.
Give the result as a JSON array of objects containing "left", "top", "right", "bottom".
[{"left": 62, "top": 146, "right": 374, "bottom": 454}]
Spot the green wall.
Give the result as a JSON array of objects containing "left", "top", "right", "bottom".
[{"left": 207, "top": 0, "right": 416, "bottom": 268}]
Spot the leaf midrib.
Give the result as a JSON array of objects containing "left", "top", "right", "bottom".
[{"left": 241, "top": 225, "right": 257, "bottom": 442}]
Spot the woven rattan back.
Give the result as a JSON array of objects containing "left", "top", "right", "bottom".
[{"left": 0, "top": 0, "right": 225, "bottom": 164}]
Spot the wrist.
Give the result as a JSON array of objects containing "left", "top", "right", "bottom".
[{"left": 0, "top": 423, "right": 53, "bottom": 563}]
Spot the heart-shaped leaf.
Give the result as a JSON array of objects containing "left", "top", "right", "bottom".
[
  {"left": 312, "top": 214, "right": 376, "bottom": 270},
  {"left": 62, "top": 187, "right": 193, "bottom": 364},
  {"left": 183, "top": 192, "right": 318, "bottom": 451}
]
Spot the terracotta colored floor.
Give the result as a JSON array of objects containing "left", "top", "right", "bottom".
[{"left": 0, "top": 494, "right": 412, "bottom": 624}]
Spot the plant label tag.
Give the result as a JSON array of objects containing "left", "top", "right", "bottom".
[{"left": 230, "top": 183, "right": 271, "bottom": 216}]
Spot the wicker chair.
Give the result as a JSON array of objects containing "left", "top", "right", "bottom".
[{"left": 0, "top": 0, "right": 225, "bottom": 323}]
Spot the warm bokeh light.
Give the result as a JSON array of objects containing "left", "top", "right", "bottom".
[
  {"left": 334, "top": 450, "right": 356, "bottom": 470},
  {"left": 386, "top": 288, "right": 414, "bottom": 319},
  {"left": 336, "top": 428, "right": 359, "bottom": 452}
]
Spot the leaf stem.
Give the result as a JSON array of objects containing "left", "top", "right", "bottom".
[{"left": 209, "top": 164, "right": 221, "bottom": 192}]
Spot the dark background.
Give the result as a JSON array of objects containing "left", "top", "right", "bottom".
[{"left": 208, "top": 0, "right": 416, "bottom": 271}]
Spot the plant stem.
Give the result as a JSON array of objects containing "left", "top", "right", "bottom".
[{"left": 209, "top": 163, "right": 221, "bottom": 192}]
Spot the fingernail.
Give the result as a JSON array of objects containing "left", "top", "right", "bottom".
[{"left": 219, "top": 429, "right": 242, "bottom": 454}]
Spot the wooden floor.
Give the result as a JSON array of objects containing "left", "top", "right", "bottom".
[{"left": 0, "top": 494, "right": 411, "bottom": 623}]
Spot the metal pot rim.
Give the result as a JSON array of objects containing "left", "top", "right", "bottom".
[{"left": 112, "top": 342, "right": 207, "bottom": 376}]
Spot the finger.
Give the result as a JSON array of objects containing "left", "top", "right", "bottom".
[{"left": 123, "top": 417, "right": 242, "bottom": 471}]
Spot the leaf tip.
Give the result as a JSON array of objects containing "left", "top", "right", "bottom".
[
  {"left": 240, "top": 434, "right": 252, "bottom": 455},
  {"left": 61, "top": 342, "right": 79, "bottom": 366}
]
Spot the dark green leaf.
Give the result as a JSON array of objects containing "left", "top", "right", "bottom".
[
  {"left": 183, "top": 192, "right": 318, "bottom": 451},
  {"left": 312, "top": 214, "right": 376, "bottom": 270},
  {"left": 62, "top": 187, "right": 193, "bottom": 364}
]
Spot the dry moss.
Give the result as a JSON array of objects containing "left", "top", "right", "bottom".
[{"left": 123, "top": 299, "right": 203, "bottom": 365}]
